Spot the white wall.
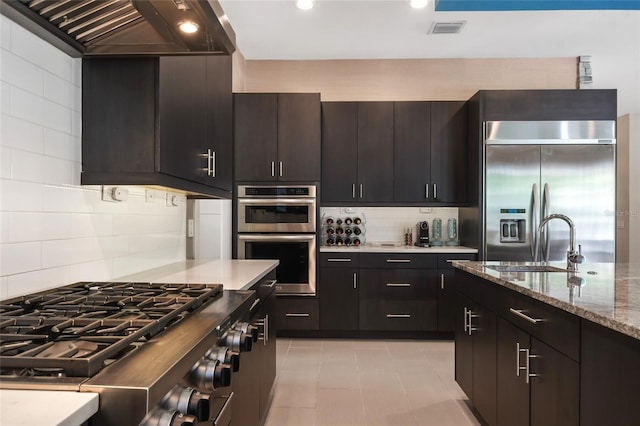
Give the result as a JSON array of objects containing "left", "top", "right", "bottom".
[
  {"left": 0, "top": 15, "right": 187, "bottom": 299},
  {"left": 193, "top": 199, "right": 232, "bottom": 259}
]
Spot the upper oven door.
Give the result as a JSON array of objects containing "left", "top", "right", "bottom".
[{"left": 237, "top": 198, "right": 317, "bottom": 233}]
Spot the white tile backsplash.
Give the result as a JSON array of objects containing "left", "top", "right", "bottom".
[
  {"left": 0, "top": 17, "right": 186, "bottom": 299},
  {"left": 320, "top": 206, "right": 459, "bottom": 245}
]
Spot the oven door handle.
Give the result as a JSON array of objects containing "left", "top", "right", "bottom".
[
  {"left": 238, "top": 198, "right": 316, "bottom": 205},
  {"left": 238, "top": 234, "right": 316, "bottom": 242}
]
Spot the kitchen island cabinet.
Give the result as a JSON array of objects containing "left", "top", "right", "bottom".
[
  {"left": 453, "top": 261, "right": 640, "bottom": 426},
  {"left": 234, "top": 93, "right": 321, "bottom": 183},
  {"left": 82, "top": 56, "right": 232, "bottom": 198}
]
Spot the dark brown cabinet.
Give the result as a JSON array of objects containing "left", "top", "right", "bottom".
[
  {"left": 319, "top": 253, "right": 359, "bottom": 330},
  {"left": 321, "top": 102, "right": 393, "bottom": 204},
  {"left": 82, "top": 56, "right": 232, "bottom": 198},
  {"left": 437, "top": 253, "right": 477, "bottom": 332},
  {"left": 234, "top": 93, "right": 321, "bottom": 183},
  {"left": 275, "top": 297, "right": 320, "bottom": 331},
  {"left": 394, "top": 101, "right": 467, "bottom": 204},
  {"left": 580, "top": 320, "right": 640, "bottom": 426}
]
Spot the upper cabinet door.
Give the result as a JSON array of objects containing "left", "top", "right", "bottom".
[
  {"left": 158, "top": 56, "right": 208, "bottom": 184},
  {"left": 278, "top": 93, "right": 321, "bottom": 182},
  {"left": 357, "top": 102, "right": 394, "bottom": 203},
  {"left": 234, "top": 93, "right": 278, "bottom": 182},
  {"left": 430, "top": 101, "right": 468, "bottom": 204},
  {"left": 394, "top": 102, "right": 432, "bottom": 203},
  {"left": 321, "top": 102, "right": 358, "bottom": 203}
]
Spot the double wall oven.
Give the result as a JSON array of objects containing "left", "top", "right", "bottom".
[{"left": 237, "top": 185, "right": 317, "bottom": 296}]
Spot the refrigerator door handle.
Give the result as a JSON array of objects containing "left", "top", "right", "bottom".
[
  {"left": 541, "top": 183, "right": 551, "bottom": 261},
  {"left": 530, "top": 183, "right": 539, "bottom": 260}
]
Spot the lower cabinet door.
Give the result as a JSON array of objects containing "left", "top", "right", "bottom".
[
  {"left": 319, "top": 268, "right": 359, "bottom": 330},
  {"left": 471, "top": 301, "right": 497, "bottom": 426},
  {"left": 530, "top": 338, "right": 579, "bottom": 426},
  {"left": 496, "top": 318, "right": 530, "bottom": 426},
  {"left": 454, "top": 293, "right": 474, "bottom": 399}
]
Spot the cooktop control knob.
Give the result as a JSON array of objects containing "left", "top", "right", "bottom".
[
  {"left": 163, "top": 387, "right": 211, "bottom": 422},
  {"left": 188, "top": 360, "right": 232, "bottom": 392},
  {"left": 235, "top": 322, "right": 259, "bottom": 342},
  {"left": 141, "top": 407, "right": 197, "bottom": 426},
  {"left": 223, "top": 330, "right": 253, "bottom": 353},
  {"left": 206, "top": 346, "right": 240, "bottom": 372}
]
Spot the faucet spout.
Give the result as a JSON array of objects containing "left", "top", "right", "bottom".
[{"left": 537, "top": 214, "right": 585, "bottom": 271}]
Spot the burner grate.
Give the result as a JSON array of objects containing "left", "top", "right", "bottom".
[{"left": 0, "top": 281, "right": 222, "bottom": 377}]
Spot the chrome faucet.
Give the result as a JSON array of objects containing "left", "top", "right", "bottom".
[{"left": 536, "top": 214, "right": 585, "bottom": 271}]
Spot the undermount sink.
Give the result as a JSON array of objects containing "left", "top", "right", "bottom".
[{"left": 485, "top": 265, "right": 568, "bottom": 273}]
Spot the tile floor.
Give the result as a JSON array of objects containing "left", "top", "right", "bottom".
[{"left": 264, "top": 338, "right": 482, "bottom": 426}]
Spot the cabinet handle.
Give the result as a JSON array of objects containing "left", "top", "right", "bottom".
[
  {"left": 520, "top": 346, "right": 539, "bottom": 384},
  {"left": 440, "top": 273, "right": 445, "bottom": 290},
  {"left": 285, "top": 313, "right": 310, "bottom": 317},
  {"left": 249, "top": 298, "right": 261, "bottom": 311},
  {"left": 426, "top": 184, "right": 429, "bottom": 199},
  {"left": 386, "top": 259, "right": 411, "bottom": 263},
  {"left": 264, "top": 314, "right": 269, "bottom": 345},
  {"left": 353, "top": 272, "right": 357, "bottom": 289},
  {"left": 509, "top": 308, "right": 542, "bottom": 324},
  {"left": 386, "top": 314, "right": 411, "bottom": 318},
  {"left": 271, "top": 161, "right": 275, "bottom": 177},
  {"left": 516, "top": 342, "right": 526, "bottom": 377},
  {"left": 327, "top": 258, "right": 352, "bottom": 262},
  {"left": 464, "top": 307, "right": 477, "bottom": 336},
  {"left": 360, "top": 183, "right": 363, "bottom": 199},
  {"left": 386, "top": 283, "right": 411, "bottom": 287},
  {"left": 352, "top": 183, "right": 356, "bottom": 199},
  {"left": 433, "top": 183, "right": 437, "bottom": 199},
  {"left": 279, "top": 161, "right": 283, "bottom": 177},
  {"left": 210, "top": 149, "right": 216, "bottom": 177},
  {"left": 263, "top": 279, "right": 277, "bottom": 288}
]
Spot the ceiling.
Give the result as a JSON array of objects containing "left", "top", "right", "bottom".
[{"left": 217, "top": 0, "right": 640, "bottom": 61}]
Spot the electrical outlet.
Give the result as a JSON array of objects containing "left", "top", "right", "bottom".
[
  {"left": 166, "top": 193, "right": 181, "bottom": 207},
  {"left": 419, "top": 208, "right": 432, "bottom": 213},
  {"left": 101, "top": 186, "right": 128, "bottom": 202},
  {"left": 145, "top": 189, "right": 155, "bottom": 203},
  {"left": 344, "top": 207, "right": 355, "bottom": 214}
]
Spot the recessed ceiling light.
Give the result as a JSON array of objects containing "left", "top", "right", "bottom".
[
  {"left": 410, "top": 0, "right": 429, "bottom": 8},
  {"left": 178, "top": 21, "right": 199, "bottom": 34},
  {"left": 297, "top": 0, "right": 313, "bottom": 10}
]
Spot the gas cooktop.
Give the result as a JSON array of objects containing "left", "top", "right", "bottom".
[{"left": 0, "top": 282, "right": 223, "bottom": 378}]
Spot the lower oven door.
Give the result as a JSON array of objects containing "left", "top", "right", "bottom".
[{"left": 237, "top": 234, "right": 316, "bottom": 296}]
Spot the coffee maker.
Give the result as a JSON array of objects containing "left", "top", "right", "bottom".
[{"left": 416, "top": 221, "right": 430, "bottom": 247}]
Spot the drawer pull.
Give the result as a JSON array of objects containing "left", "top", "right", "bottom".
[
  {"left": 446, "top": 259, "right": 471, "bottom": 263},
  {"left": 386, "top": 314, "right": 411, "bottom": 318},
  {"left": 285, "top": 313, "right": 310, "bottom": 317},
  {"left": 263, "top": 279, "right": 277, "bottom": 288},
  {"left": 440, "top": 273, "right": 445, "bottom": 289},
  {"left": 249, "top": 298, "right": 261, "bottom": 311},
  {"left": 510, "top": 308, "right": 542, "bottom": 324},
  {"left": 386, "top": 283, "right": 411, "bottom": 287},
  {"left": 386, "top": 259, "right": 411, "bottom": 263},
  {"left": 327, "top": 258, "right": 352, "bottom": 262}
]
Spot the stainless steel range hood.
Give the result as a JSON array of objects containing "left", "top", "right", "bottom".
[{"left": 1, "top": 0, "right": 236, "bottom": 57}]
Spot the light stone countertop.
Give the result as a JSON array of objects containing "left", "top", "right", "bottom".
[
  {"left": 114, "top": 259, "right": 279, "bottom": 290},
  {"left": 0, "top": 390, "right": 99, "bottom": 426},
  {"left": 453, "top": 261, "right": 640, "bottom": 340},
  {"left": 320, "top": 245, "right": 478, "bottom": 253}
]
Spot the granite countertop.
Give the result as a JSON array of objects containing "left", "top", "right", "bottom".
[
  {"left": 114, "top": 259, "right": 279, "bottom": 290},
  {"left": 0, "top": 390, "right": 99, "bottom": 426},
  {"left": 453, "top": 261, "right": 640, "bottom": 340},
  {"left": 320, "top": 245, "right": 478, "bottom": 254}
]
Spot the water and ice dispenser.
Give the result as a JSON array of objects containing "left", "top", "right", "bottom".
[{"left": 498, "top": 209, "right": 526, "bottom": 243}]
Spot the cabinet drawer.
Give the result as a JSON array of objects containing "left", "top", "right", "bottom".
[
  {"left": 359, "top": 269, "right": 438, "bottom": 300},
  {"left": 496, "top": 287, "right": 580, "bottom": 361},
  {"left": 276, "top": 298, "right": 319, "bottom": 330},
  {"left": 320, "top": 252, "right": 359, "bottom": 268},
  {"left": 359, "top": 300, "right": 437, "bottom": 330},
  {"left": 437, "top": 253, "right": 477, "bottom": 269},
  {"left": 359, "top": 253, "right": 437, "bottom": 269}
]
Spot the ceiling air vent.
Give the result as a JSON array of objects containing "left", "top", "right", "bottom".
[{"left": 428, "top": 21, "right": 466, "bottom": 34}]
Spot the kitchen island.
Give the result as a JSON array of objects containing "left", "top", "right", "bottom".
[{"left": 452, "top": 261, "right": 640, "bottom": 426}]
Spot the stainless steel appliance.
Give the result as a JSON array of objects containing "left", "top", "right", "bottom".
[
  {"left": 479, "top": 120, "right": 616, "bottom": 262},
  {"left": 0, "top": 281, "right": 261, "bottom": 425},
  {"left": 237, "top": 185, "right": 317, "bottom": 296}
]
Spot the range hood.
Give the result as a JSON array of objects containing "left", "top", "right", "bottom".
[{"left": 1, "top": 0, "right": 236, "bottom": 57}]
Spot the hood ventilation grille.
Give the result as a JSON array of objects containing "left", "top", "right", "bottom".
[
  {"left": 429, "top": 21, "right": 466, "bottom": 34},
  {"left": 2, "top": 0, "right": 236, "bottom": 57}
]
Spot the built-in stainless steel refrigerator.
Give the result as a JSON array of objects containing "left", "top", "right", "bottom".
[{"left": 482, "top": 120, "right": 616, "bottom": 263}]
